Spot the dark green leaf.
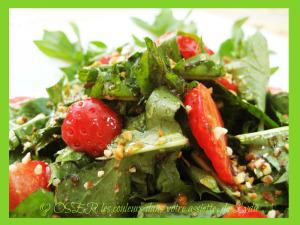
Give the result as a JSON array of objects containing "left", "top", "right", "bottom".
[
  {"left": 46, "top": 76, "right": 65, "bottom": 105},
  {"left": 10, "top": 189, "right": 54, "bottom": 218}
]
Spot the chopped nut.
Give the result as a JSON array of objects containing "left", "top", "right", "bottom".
[
  {"left": 273, "top": 147, "right": 281, "bottom": 157},
  {"left": 247, "top": 192, "right": 257, "bottom": 200},
  {"left": 34, "top": 164, "right": 43, "bottom": 175},
  {"left": 117, "top": 138, "right": 126, "bottom": 146},
  {"left": 253, "top": 158, "right": 265, "bottom": 169},
  {"left": 53, "top": 178, "right": 61, "bottom": 187},
  {"left": 226, "top": 147, "right": 233, "bottom": 156},
  {"left": 245, "top": 182, "right": 253, "bottom": 189},
  {"left": 246, "top": 176, "right": 255, "bottom": 184},
  {"left": 213, "top": 127, "right": 228, "bottom": 140},
  {"left": 104, "top": 149, "right": 112, "bottom": 158},
  {"left": 238, "top": 165, "right": 247, "bottom": 172},
  {"left": 284, "top": 143, "right": 289, "bottom": 151},
  {"left": 267, "top": 210, "right": 276, "bottom": 218},
  {"left": 21, "top": 152, "right": 31, "bottom": 164},
  {"left": 185, "top": 105, "right": 192, "bottom": 113},
  {"left": 234, "top": 172, "right": 246, "bottom": 184},
  {"left": 114, "top": 184, "right": 120, "bottom": 193},
  {"left": 158, "top": 129, "right": 165, "bottom": 137},
  {"left": 16, "top": 116, "right": 27, "bottom": 125},
  {"left": 245, "top": 153, "right": 257, "bottom": 161},
  {"left": 129, "top": 166, "right": 136, "bottom": 173},
  {"left": 84, "top": 181, "right": 93, "bottom": 190},
  {"left": 176, "top": 194, "right": 188, "bottom": 206},
  {"left": 97, "top": 170, "right": 105, "bottom": 178},
  {"left": 261, "top": 162, "right": 272, "bottom": 175},
  {"left": 113, "top": 145, "right": 124, "bottom": 161},
  {"left": 9, "top": 164, "right": 17, "bottom": 172},
  {"left": 122, "top": 131, "right": 132, "bottom": 142},
  {"left": 263, "top": 191, "right": 275, "bottom": 203},
  {"left": 261, "top": 175, "right": 274, "bottom": 184},
  {"left": 232, "top": 191, "right": 241, "bottom": 197},
  {"left": 275, "top": 190, "right": 282, "bottom": 196}
]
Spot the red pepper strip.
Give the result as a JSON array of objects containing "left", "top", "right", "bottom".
[
  {"left": 223, "top": 205, "right": 267, "bottom": 218},
  {"left": 215, "top": 77, "right": 238, "bottom": 92},
  {"left": 184, "top": 83, "right": 235, "bottom": 185}
]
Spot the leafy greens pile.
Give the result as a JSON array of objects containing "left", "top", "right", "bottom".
[{"left": 9, "top": 10, "right": 288, "bottom": 218}]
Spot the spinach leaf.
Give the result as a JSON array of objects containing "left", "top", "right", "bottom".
[
  {"left": 227, "top": 32, "right": 271, "bottom": 112},
  {"left": 46, "top": 76, "right": 65, "bottom": 105},
  {"left": 131, "top": 9, "right": 197, "bottom": 37},
  {"left": 34, "top": 30, "right": 83, "bottom": 63},
  {"left": 173, "top": 54, "right": 225, "bottom": 80},
  {"left": 10, "top": 189, "right": 54, "bottom": 218},
  {"left": 203, "top": 80, "right": 278, "bottom": 134},
  {"left": 266, "top": 92, "right": 289, "bottom": 125},
  {"left": 145, "top": 87, "right": 182, "bottom": 133}
]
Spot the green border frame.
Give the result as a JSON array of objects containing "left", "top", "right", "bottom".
[{"left": 1, "top": 0, "right": 299, "bottom": 224}]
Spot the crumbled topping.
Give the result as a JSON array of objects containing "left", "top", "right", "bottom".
[
  {"left": 9, "top": 164, "right": 17, "bottom": 172},
  {"left": 261, "top": 162, "right": 272, "bottom": 175},
  {"left": 253, "top": 158, "right": 265, "bottom": 169},
  {"left": 21, "top": 152, "right": 31, "bottom": 164},
  {"left": 185, "top": 105, "right": 192, "bottom": 113},
  {"left": 158, "top": 129, "right": 165, "bottom": 137},
  {"left": 232, "top": 191, "right": 241, "bottom": 197},
  {"left": 122, "top": 131, "right": 132, "bottom": 142},
  {"left": 97, "top": 170, "right": 105, "bottom": 178},
  {"left": 226, "top": 147, "right": 233, "bottom": 156},
  {"left": 129, "top": 166, "right": 136, "bottom": 173},
  {"left": 113, "top": 145, "right": 124, "bottom": 161},
  {"left": 104, "top": 149, "right": 112, "bottom": 158},
  {"left": 34, "top": 164, "right": 43, "bottom": 175},
  {"left": 213, "top": 127, "right": 228, "bottom": 140},
  {"left": 247, "top": 192, "right": 257, "bottom": 200},
  {"left": 114, "top": 184, "right": 120, "bottom": 193},
  {"left": 234, "top": 172, "right": 246, "bottom": 184},
  {"left": 53, "top": 178, "right": 61, "bottom": 187},
  {"left": 84, "top": 181, "right": 93, "bottom": 190},
  {"left": 267, "top": 210, "right": 276, "bottom": 218},
  {"left": 245, "top": 181, "right": 253, "bottom": 189},
  {"left": 16, "top": 116, "right": 27, "bottom": 125},
  {"left": 261, "top": 175, "right": 274, "bottom": 184}
]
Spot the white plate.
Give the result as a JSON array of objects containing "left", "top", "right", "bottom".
[{"left": 9, "top": 9, "right": 288, "bottom": 98}]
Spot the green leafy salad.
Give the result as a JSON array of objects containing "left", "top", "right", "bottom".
[{"left": 9, "top": 10, "right": 288, "bottom": 218}]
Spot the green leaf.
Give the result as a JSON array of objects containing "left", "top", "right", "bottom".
[
  {"left": 174, "top": 54, "right": 225, "bottom": 80},
  {"left": 132, "top": 34, "right": 146, "bottom": 47},
  {"left": 267, "top": 92, "right": 289, "bottom": 125},
  {"left": 46, "top": 76, "right": 65, "bottom": 105},
  {"left": 137, "top": 201, "right": 232, "bottom": 218},
  {"left": 132, "top": 9, "right": 197, "bottom": 37},
  {"left": 10, "top": 189, "right": 54, "bottom": 218},
  {"left": 203, "top": 80, "right": 278, "bottom": 134},
  {"left": 145, "top": 87, "right": 182, "bottom": 133},
  {"left": 34, "top": 30, "right": 82, "bottom": 63},
  {"left": 229, "top": 32, "right": 271, "bottom": 111}
]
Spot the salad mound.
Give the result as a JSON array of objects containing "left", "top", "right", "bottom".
[{"left": 9, "top": 10, "right": 288, "bottom": 218}]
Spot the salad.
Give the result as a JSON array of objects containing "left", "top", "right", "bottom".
[{"left": 9, "top": 10, "right": 289, "bottom": 218}]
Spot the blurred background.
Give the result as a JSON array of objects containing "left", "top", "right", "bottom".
[{"left": 9, "top": 8, "right": 288, "bottom": 98}]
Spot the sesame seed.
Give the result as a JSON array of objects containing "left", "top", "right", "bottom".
[
  {"left": 21, "top": 152, "right": 31, "bottom": 164},
  {"left": 104, "top": 149, "right": 112, "bottom": 158},
  {"left": 129, "top": 166, "right": 136, "bottom": 173},
  {"left": 97, "top": 170, "right": 105, "bottom": 178},
  {"left": 34, "top": 164, "right": 43, "bottom": 175},
  {"left": 213, "top": 127, "right": 228, "bottom": 140},
  {"left": 267, "top": 210, "right": 276, "bottom": 218}
]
